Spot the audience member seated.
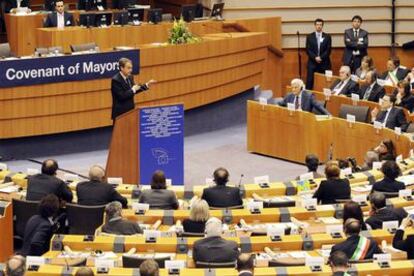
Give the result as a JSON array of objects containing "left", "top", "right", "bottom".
[
  {"left": 75, "top": 267, "right": 95, "bottom": 276},
  {"left": 404, "top": 67, "right": 414, "bottom": 84},
  {"left": 330, "top": 65, "right": 359, "bottom": 96},
  {"left": 237, "top": 253, "right": 254, "bottom": 276},
  {"left": 366, "top": 192, "right": 407, "bottom": 230},
  {"left": 278, "top": 78, "right": 330, "bottom": 115},
  {"left": 201, "top": 167, "right": 243, "bottom": 208},
  {"left": 26, "top": 159, "right": 73, "bottom": 203},
  {"left": 355, "top": 56, "right": 374, "bottom": 81},
  {"left": 395, "top": 80, "right": 414, "bottom": 113},
  {"left": 182, "top": 199, "right": 210, "bottom": 233},
  {"left": 193, "top": 217, "right": 239, "bottom": 265},
  {"left": 371, "top": 95, "right": 408, "bottom": 131},
  {"left": 373, "top": 139, "right": 396, "bottom": 161},
  {"left": 296, "top": 154, "right": 323, "bottom": 180},
  {"left": 343, "top": 201, "right": 368, "bottom": 231},
  {"left": 360, "top": 150, "right": 379, "bottom": 171},
  {"left": 21, "top": 194, "right": 60, "bottom": 256},
  {"left": 330, "top": 218, "right": 382, "bottom": 261},
  {"left": 43, "top": 0, "right": 73, "bottom": 28},
  {"left": 76, "top": 165, "right": 128, "bottom": 208},
  {"left": 357, "top": 71, "right": 385, "bottom": 102},
  {"left": 371, "top": 161, "right": 404, "bottom": 195},
  {"left": 139, "top": 259, "right": 159, "bottom": 276},
  {"left": 102, "top": 201, "right": 142, "bottom": 235},
  {"left": 392, "top": 215, "right": 414, "bottom": 259},
  {"left": 5, "top": 255, "right": 26, "bottom": 276},
  {"left": 380, "top": 57, "right": 409, "bottom": 85},
  {"left": 313, "top": 163, "right": 351, "bottom": 204},
  {"left": 329, "top": 251, "right": 349, "bottom": 276},
  {"left": 138, "top": 170, "right": 179, "bottom": 210}
]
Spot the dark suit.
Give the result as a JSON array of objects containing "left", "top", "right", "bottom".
[
  {"left": 4, "top": 0, "right": 30, "bottom": 13},
  {"left": 26, "top": 173, "right": 73, "bottom": 202},
  {"left": 380, "top": 68, "right": 409, "bottom": 82},
  {"left": 193, "top": 236, "right": 239, "bottom": 264},
  {"left": 278, "top": 90, "right": 330, "bottom": 115},
  {"left": 76, "top": 180, "right": 128, "bottom": 208},
  {"left": 138, "top": 189, "right": 179, "bottom": 210},
  {"left": 238, "top": 272, "right": 253, "bottom": 276},
  {"left": 371, "top": 177, "right": 405, "bottom": 194},
  {"left": 313, "top": 178, "right": 351, "bottom": 204},
  {"left": 330, "top": 234, "right": 382, "bottom": 260},
  {"left": 343, "top": 28, "right": 369, "bottom": 72},
  {"left": 21, "top": 215, "right": 54, "bottom": 256},
  {"left": 201, "top": 185, "right": 243, "bottom": 208},
  {"left": 330, "top": 79, "right": 359, "bottom": 97},
  {"left": 393, "top": 229, "right": 414, "bottom": 259},
  {"left": 182, "top": 219, "right": 206, "bottom": 233},
  {"left": 305, "top": 31, "right": 332, "bottom": 89},
  {"left": 77, "top": 0, "right": 107, "bottom": 10},
  {"left": 366, "top": 207, "right": 407, "bottom": 230},
  {"left": 43, "top": 12, "right": 73, "bottom": 28},
  {"left": 111, "top": 72, "right": 148, "bottom": 120},
  {"left": 375, "top": 107, "right": 408, "bottom": 131},
  {"left": 102, "top": 218, "right": 142, "bottom": 235},
  {"left": 358, "top": 83, "right": 385, "bottom": 102},
  {"left": 396, "top": 94, "right": 414, "bottom": 113}
]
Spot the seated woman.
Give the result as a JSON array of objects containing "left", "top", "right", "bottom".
[
  {"left": 182, "top": 199, "right": 210, "bottom": 233},
  {"left": 392, "top": 215, "right": 414, "bottom": 259},
  {"left": 313, "top": 162, "right": 351, "bottom": 204},
  {"left": 355, "top": 56, "right": 375, "bottom": 81},
  {"left": 343, "top": 201, "right": 367, "bottom": 231},
  {"left": 371, "top": 161, "right": 405, "bottom": 195},
  {"left": 139, "top": 170, "right": 179, "bottom": 210},
  {"left": 395, "top": 80, "right": 414, "bottom": 113},
  {"left": 374, "top": 139, "right": 396, "bottom": 161},
  {"left": 102, "top": 201, "right": 142, "bottom": 235}
]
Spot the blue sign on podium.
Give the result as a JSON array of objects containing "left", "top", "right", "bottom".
[{"left": 139, "top": 104, "right": 184, "bottom": 185}]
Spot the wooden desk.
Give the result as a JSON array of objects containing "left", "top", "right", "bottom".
[
  {"left": 247, "top": 101, "right": 413, "bottom": 165},
  {"left": 0, "top": 202, "right": 14, "bottom": 262}
]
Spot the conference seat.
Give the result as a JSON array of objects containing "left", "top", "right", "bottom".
[
  {"left": 311, "top": 100, "right": 327, "bottom": 115},
  {"left": 209, "top": 205, "right": 244, "bottom": 210},
  {"left": 405, "top": 122, "right": 414, "bottom": 133},
  {"left": 12, "top": 198, "right": 39, "bottom": 249},
  {"left": 122, "top": 255, "right": 172, "bottom": 268},
  {"left": 70, "top": 42, "right": 97, "bottom": 53},
  {"left": 65, "top": 203, "right": 106, "bottom": 235},
  {"left": 381, "top": 191, "right": 400, "bottom": 198},
  {"left": 339, "top": 104, "right": 370, "bottom": 123},
  {"left": 35, "top": 47, "right": 49, "bottom": 56},
  {"left": 48, "top": 46, "right": 64, "bottom": 54},
  {"left": 0, "top": 43, "right": 12, "bottom": 58},
  {"left": 177, "top": 232, "right": 205, "bottom": 237},
  {"left": 195, "top": 260, "right": 237, "bottom": 268}
]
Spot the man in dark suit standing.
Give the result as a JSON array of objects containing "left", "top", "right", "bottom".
[
  {"left": 371, "top": 94, "right": 408, "bottom": 131},
  {"left": 279, "top": 78, "right": 330, "bottom": 115},
  {"left": 305, "top": 18, "right": 332, "bottom": 90},
  {"left": 76, "top": 165, "right": 128, "bottom": 208},
  {"left": 201, "top": 167, "right": 243, "bottom": 208},
  {"left": 343, "top": 15, "right": 369, "bottom": 73},
  {"left": 26, "top": 159, "right": 73, "bottom": 203},
  {"left": 357, "top": 71, "right": 385, "bottom": 102},
  {"left": 43, "top": 0, "right": 73, "bottom": 27},
  {"left": 111, "top": 58, "right": 156, "bottom": 121},
  {"left": 330, "top": 65, "right": 359, "bottom": 96},
  {"left": 193, "top": 217, "right": 239, "bottom": 266}
]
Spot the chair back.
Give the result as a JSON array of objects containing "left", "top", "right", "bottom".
[
  {"left": 12, "top": 198, "right": 39, "bottom": 238},
  {"left": 339, "top": 104, "right": 370, "bottom": 123},
  {"left": 66, "top": 203, "right": 105, "bottom": 235},
  {"left": 70, "top": 42, "right": 97, "bottom": 52}
]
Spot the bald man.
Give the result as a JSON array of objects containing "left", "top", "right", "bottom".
[
  {"left": 6, "top": 255, "right": 26, "bottom": 276},
  {"left": 76, "top": 165, "right": 127, "bottom": 208},
  {"left": 26, "top": 159, "right": 73, "bottom": 202}
]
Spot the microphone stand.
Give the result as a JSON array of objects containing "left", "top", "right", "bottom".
[{"left": 296, "top": 31, "right": 302, "bottom": 79}]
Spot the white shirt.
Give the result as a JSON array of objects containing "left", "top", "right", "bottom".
[
  {"left": 57, "top": 12, "right": 65, "bottom": 28},
  {"left": 383, "top": 107, "right": 392, "bottom": 127},
  {"left": 333, "top": 78, "right": 350, "bottom": 95}
]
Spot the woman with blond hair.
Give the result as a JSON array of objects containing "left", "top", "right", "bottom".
[{"left": 182, "top": 199, "right": 210, "bottom": 233}]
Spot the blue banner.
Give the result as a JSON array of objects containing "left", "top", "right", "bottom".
[
  {"left": 0, "top": 50, "right": 139, "bottom": 88},
  {"left": 139, "top": 104, "right": 184, "bottom": 185}
]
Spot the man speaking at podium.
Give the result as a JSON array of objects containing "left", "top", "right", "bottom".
[{"left": 111, "top": 58, "right": 156, "bottom": 121}]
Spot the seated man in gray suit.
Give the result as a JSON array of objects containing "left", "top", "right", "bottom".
[
  {"left": 193, "top": 217, "right": 239, "bottom": 266},
  {"left": 357, "top": 71, "right": 385, "bottom": 102},
  {"left": 278, "top": 78, "right": 330, "bottom": 115},
  {"left": 330, "top": 65, "right": 359, "bottom": 97},
  {"left": 102, "top": 201, "right": 142, "bottom": 235}
]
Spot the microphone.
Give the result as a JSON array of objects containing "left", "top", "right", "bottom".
[
  {"left": 61, "top": 249, "right": 70, "bottom": 273},
  {"left": 238, "top": 174, "right": 244, "bottom": 188},
  {"left": 201, "top": 23, "right": 233, "bottom": 38},
  {"left": 327, "top": 143, "right": 333, "bottom": 162}
]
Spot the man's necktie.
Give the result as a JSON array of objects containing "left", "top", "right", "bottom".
[
  {"left": 294, "top": 96, "right": 300, "bottom": 109},
  {"left": 364, "top": 86, "right": 372, "bottom": 100},
  {"left": 354, "top": 30, "right": 358, "bottom": 38}
]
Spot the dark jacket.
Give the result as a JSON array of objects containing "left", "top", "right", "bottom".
[
  {"left": 182, "top": 219, "right": 206, "bottom": 233},
  {"left": 343, "top": 28, "right": 369, "bottom": 65},
  {"left": 201, "top": 185, "right": 243, "bottom": 208},
  {"left": 375, "top": 107, "right": 408, "bottom": 131},
  {"left": 193, "top": 236, "right": 239, "bottom": 264},
  {"left": 330, "top": 79, "right": 359, "bottom": 97},
  {"left": 380, "top": 68, "right": 409, "bottom": 82},
  {"left": 396, "top": 93, "right": 414, "bottom": 113},
  {"left": 366, "top": 207, "right": 407, "bottom": 230},
  {"left": 358, "top": 83, "right": 385, "bottom": 102},
  {"left": 331, "top": 234, "right": 382, "bottom": 260},
  {"left": 392, "top": 229, "right": 414, "bottom": 259},
  {"left": 4, "top": 0, "right": 30, "bottom": 13},
  {"left": 306, "top": 32, "right": 332, "bottom": 68},
  {"left": 26, "top": 173, "right": 73, "bottom": 202},
  {"left": 278, "top": 90, "right": 330, "bottom": 115},
  {"left": 102, "top": 217, "right": 142, "bottom": 235},
  {"left": 76, "top": 180, "right": 128, "bottom": 208},
  {"left": 313, "top": 178, "right": 351, "bottom": 204},
  {"left": 138, "top": 189, "right": 179, "bottom": 210},
  {"left": 43, "top": 12, "right": 74, "bottom": 28},
  {"left": 371, "top": 177, "right": 405, "bottom": 194},
  {"left": 111, "top": 72, "right": 148, "bottom": 120},
  {"left": 21, "top": 215, "right": 54, "bottom": 256}
]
